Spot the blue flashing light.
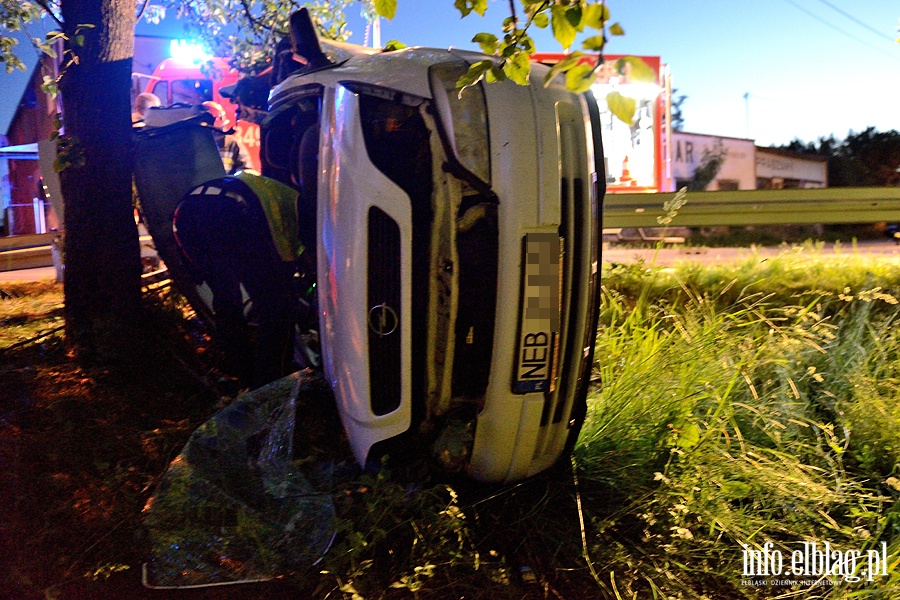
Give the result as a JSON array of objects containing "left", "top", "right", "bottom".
[{"left": 169, "top": 40, "right": 212, "bottom": 65}]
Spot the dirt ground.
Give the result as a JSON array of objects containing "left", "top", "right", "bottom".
[{"left": 0, "top": 280, "right": 326, "bottom": 599}]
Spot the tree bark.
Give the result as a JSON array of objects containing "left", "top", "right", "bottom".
[{"left": 59, "top": 0, "right": 143, "bottom": 364}]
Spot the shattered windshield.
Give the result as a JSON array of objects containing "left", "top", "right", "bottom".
[{"left": 143, "top": 372, "right": 340, "bottom": 588}]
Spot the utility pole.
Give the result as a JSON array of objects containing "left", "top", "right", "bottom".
[
  {"left": 363, "top": 15, "right": 381, "bottom": 48},
  {"left": 743, "top": 92, "right": 750, "bottom": 139}
]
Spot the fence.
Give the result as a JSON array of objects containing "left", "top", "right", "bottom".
[
  {"left": 604, "top": 187, "right": 900, "bottom": 229},
  {"left": 3, "top": 187, "right": 900, "bottom": 272}
]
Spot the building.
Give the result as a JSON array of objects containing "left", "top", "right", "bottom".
[
  {"left": 0, "top": 42, "right": 832, "bottom": 237},
  {"left": 532, "top": 53, "right": 675, "bottom": 194},
  {"left": 0, "top": 33, "right": 60, "bottom": 236},
  {"left": 671, "top": 132, "right": 756, "bottom": 190},
  {"left": 671, "top": 131, "right": 828, "bottom": 191},
  {"left": 755, "top": 146, "right": 827, "bottom": 189}
]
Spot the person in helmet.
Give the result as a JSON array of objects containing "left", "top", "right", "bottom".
[{"left": 202, "top": 101, "right": 254, "bottom": 175}]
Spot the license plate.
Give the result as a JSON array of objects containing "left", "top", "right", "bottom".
[{"left": 513, "top": 233, "right": 561, "bottom": 394}]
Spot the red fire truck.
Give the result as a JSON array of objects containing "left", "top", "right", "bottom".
[
  {"left": 532, "top": 53, "right": 674, "bottom": 194},
  {"left": 142, "top": 55, "right": 262, "bottom": 173}
]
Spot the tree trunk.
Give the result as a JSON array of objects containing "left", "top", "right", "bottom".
[{"left": 59, "top": 0, "right": 142, "bottom": 364}]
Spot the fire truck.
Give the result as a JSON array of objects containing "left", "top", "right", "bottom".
[
  {"left": 532, "top": 53, "right": 674, "bottom": 194},
  {"left": 142, "top": 53, "right": 262, "bottom": 173}
]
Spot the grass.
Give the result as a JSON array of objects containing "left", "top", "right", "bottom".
[
  {"left": 2, "top": 246, "right": 900, "bottom": 599},
  {"left": 582, "top": 255, "right": 900, "bottom": 598},
  {"left": 0, "top": 280, "right": 64, "bottom": 348}
]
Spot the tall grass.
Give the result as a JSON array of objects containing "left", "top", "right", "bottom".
[
  {"left": 317, "top": 250, "right": 900, "bottom": 599},
  {"left": 574, "top": 252, "right": 900, "bottom": 598},
  {"left": 10, "top": 253, "right": 900, "bottom": 598},
  {"left": 0, "top": 280, "right": 64, "bottom": 349}
]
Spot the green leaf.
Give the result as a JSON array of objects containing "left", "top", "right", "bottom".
[
  {"left": 373, "top": 0, "right": 397, "bottom": 20},
  {"left": 456, "top": 59, "right": 493, "bottom": 95},
  {"left": 532, "top": 13, "right": 549, "bottom": 29},
  {"left": 503, "top": 51, "right": 531, "bottom": 85},
  {"left": 581, "top": 35, "right": 605, "bottom": 51},
  {"left": 606, "top": 91, "right": 637, "bottom": 125},
  {"left": 616, "top": 56, "right": 656, "bottom": 83},
  {"left": 33, "top": 39, "right": 58, "bottom": 59},
  {"left": 519, "top": 33, "right": 536, "bottom": 54},
  {"left": 609, "top": 22, "right": 625, "bottom": 36},
  {"left": 542, "top": 52, "right": 584, "bottom": 88},
  {"left": 550, "top": 5, "right": 577, "bottom": 49},
  {"left": 564, "top": 63, "right": 595, "bottom": 93},
  {"left": 53, "top": 155, "right": 70, "bottom": 172},
  {"left": 485, "top": 65, "right": 507, "bottom": 83},
  {"left": 565, "top": 5, "right": 583, "bottom": 31},
  {"left": 74, "top": 35, "right": 85, "bottom": 47},
  {"left": 41, "top": 75, "right": 59, "bottom": 99},
  {"left": 472, "top": 32, "right": 499, "bottom": 55},
  {"left": 454, "top": 0, "right": 488, "bottom": 18},
  {"left": 581, "top": 3, "right": 609, "bottom": 30},
  {"left": 382, "top": 39, "right": 406, "bottom": 51},
  {"left": 676, "top": 422, "right": 701, "bottom": 450}
]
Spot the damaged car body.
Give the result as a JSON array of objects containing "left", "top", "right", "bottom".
[
  {"left": 262, "top": 38, "right": 607, "bottom": 483},
  {"left": 141, "top": 9, "right": 606, "bottom": 484}
]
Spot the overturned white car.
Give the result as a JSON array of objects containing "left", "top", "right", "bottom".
[
  {"left": 137, "top": 9, "right": 606, "bottom": 484},
  {"left": 258, "top": 22, "right": 607, "bottom": 483}
]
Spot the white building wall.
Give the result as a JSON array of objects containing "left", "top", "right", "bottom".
[
  {"left": 755, "top": 148, "right": 827, "bottom": 188},
  {"left": 671, "top": 132, "right": 756, "bottom": 190}
]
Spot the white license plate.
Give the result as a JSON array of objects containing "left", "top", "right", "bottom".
[{"left": 513, "top": 232, "right": 561, "bottom": 394}]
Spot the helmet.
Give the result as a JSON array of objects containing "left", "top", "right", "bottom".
[{"left": 201, "top": 101, "right": 231, "bottom": 131}]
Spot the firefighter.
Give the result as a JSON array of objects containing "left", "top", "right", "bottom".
[
  {"left": 132, "top": 92, "right": 161, "bottom": 124},
  {"left": 173, "top": 172, "right": 309, "bottom": 388},
  {"left": 201, "top": 101, "right": 255, "bottom": 175},
  {"left": 174, "top": 29, "right": 324, "bottom": 388}
]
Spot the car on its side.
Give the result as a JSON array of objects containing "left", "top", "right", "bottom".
[{"left": 256, "top": 11, "right": 606, "bottom": 483}]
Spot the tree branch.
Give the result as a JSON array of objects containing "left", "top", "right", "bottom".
[
  {"left": 238, "top": 0, "right": 282, "bottom": 35},
  {"left": 32, "top": 0, "right": 64, "bottom": 29},
  {"left": 135, "top": 0, "right": 151, "bottom": 23}
]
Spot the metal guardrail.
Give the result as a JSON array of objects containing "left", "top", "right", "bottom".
[
  {"left": 0, "top": 233, "right": 59, "bottom": 272},
  {"left": 0, "top": 246, "right": 54, "bottom": 272},
  {"left": 3, "top": 187, "right": 900, "bottom": 272},
  {"left": 604, "top": 187, "right": 900, "bottom": 229}
]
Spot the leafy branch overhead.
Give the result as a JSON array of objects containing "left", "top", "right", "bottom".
[
  {"left": 0, "top": 1, "right": 47, "bottom": 73},
  {"left": 454, "top": 1, "right": 626, "bottom": 92},
  {"left": 372, "top": 0, "right": 655, "bottom": 125},
  {"left": 0, "top": 0, "right": 654, "bottom": 125}
]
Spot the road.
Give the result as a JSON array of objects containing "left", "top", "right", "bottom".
[
  {"left": 0, "top": 265, "right": 57, "bottom": 283},
  {"left": 3, "top": 240, "right": 900, "bottom": 284}
]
